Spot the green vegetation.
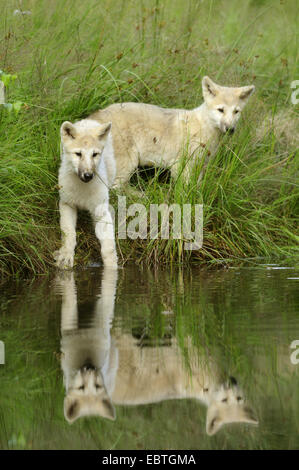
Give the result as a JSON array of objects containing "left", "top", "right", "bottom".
[
  {"left": 0, "top": 70, "right": 24, "bottom": 112},
  {"left": 0, "top": 0, "right": 298, "bottom": 276}
]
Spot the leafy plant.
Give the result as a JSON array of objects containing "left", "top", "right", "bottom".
[{"left": 0, "top": 70, "right": 23, "bottom": 113}]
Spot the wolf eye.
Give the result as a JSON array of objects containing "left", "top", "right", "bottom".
[
  {"left": 75, "top": 152, "right": 82, "bottom": 157},
  {"left": 234, "top": 109, "right": 239, "bottom": 114},
  {"left": 95, "top": 384, "right": 103, "bottom": 390},
  {"left": 78, "top": 385, "right": 85, "bottom": 391},
  {"left": 237, "top": 396, "right": 242, "bottom": 401},
  {"left": 92, "top": 152, "right": 99, "bottom": 158},
  {"left": 221, "top": 398, "right": 228, "bottom": 403},
  {"left": 217, "top": 108, "right": 224, "bottom": 113}
]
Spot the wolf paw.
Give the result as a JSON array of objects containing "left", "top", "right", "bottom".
[
  {"left": 104, "top": 258, "right": 118, "bottom": 269},
  {"left": 102, "top": 251, "right": 118, "bottom": 269},
  {"left": 53, "top": 249, "right": 74, "bottom": 269}
]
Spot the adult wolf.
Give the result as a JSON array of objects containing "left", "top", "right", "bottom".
[
  {"left": 90, "top": 76, "right": 255, "bottom": 187},
  {"left": 54, "top": 119, "right": 117, "bottom": 269}
]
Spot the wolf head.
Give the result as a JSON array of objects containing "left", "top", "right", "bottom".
[
  {"left": 60, "top": 119, "right": 112, "bottom": 183},
  {"left": 206, "top": 377, "right": 258, "bottom": 435},
  {"left": 202, "top": 76, "right": 255, "bottom": 134},
  {"left": 64, "top": 366, "right": 115, "bottom": 423}
]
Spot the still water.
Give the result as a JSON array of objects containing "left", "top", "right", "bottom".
[{"left": 0, "top": 263, "right": 298, "bottom": 450}]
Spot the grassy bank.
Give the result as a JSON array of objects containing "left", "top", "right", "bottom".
[{"left": 0, "top": 0, "right": 298, "bottom": 276}]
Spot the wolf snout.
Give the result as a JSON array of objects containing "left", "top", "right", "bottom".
[
  {"left": 80, "top": 172, "right": 94, "bottom": 183},
  {"left": 228, "top": 376, "right": 238, "bottom": 386},
  {"left": 224, "top": 125, "right": 235, "bottom": 134},
  {"left": 82, "top": 362, "right": 97, "bottom": 371}
]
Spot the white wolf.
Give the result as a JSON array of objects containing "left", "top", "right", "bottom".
[
  {"left": 54, "top": 119, "right": 117, "bottom": 269},
  {"left": 90, "top": 76, "right": 255, "bottom": 187},
  {"left": 57, "top": 271, "right": 258, "bottom": 435},
  {"left": 58, "top": 269, "right": 118, "bottom": 422}
]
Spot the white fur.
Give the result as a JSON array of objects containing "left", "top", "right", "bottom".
[
  {"left": 54, "top": 119, "right": 117, "bottom": 269},
  {"left": 90, "top": 76, "right": 255, "bottom": 186},
  {"left": 57, "top": 269, "right": 118, "bottom": 422},
  {"left": 57, "top": 270, "right": 258, "bottom": 433}
]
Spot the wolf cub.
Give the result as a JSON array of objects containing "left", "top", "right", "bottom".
[
  {"left": 54, "top": 119, "right": 117, "bottom": 269},
  {"left": 90, "top": 76, "right": 255, "bottom": 187}
]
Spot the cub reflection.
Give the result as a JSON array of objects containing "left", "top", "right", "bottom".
[
  {"left": 57, "top": 269, "right": 118, "bottom": 423},
  {"left": 57, "top": 271, "right": 258, "bottom": 435},
  {"left": 113, "top": 333, "right": 258, "bottom": 435}
]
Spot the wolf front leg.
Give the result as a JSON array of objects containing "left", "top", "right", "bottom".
[
  {"left": 170, "top": 158, "right": 193, "bottom": 184},
  {"left": 54, "top": 201, "right": 77, "bottom": 269},
  {"left": 94, "top": 204, "right": 118, "bottom": 268},
  {"left": 56, "top": 271, "right": 79, "bottom": 331},
  {"left": 170, "top": 146, "right": 206, "bottom": 185}
]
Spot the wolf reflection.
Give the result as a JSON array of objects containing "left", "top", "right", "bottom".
[{"left": 56, "top": 269, "right": 258, "bottom": 436}]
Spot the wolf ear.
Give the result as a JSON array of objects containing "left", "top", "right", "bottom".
[
  {"left": 243, "top": 406, "right": 259, "bottom": 425},
  {"left": 239, "top": 85, "right": 255, "bottom": 101},
  {"left": 64, "top": 397, "right": 81, "bottom": 423},
  {"left": 202, "top": 76, "right": 219, "bottom": 100},
  {"left": 61, "top": 121, "right": 77, "bottom": 140},
  {"left": 98, "top": 122, "right": 112, "bottom": 140},
  {"left": 206, "top": 410, "right": 222, "bottom": 436},
  {"left": 64, "top": 396, "right": 116, "bottom": 423},
  {"left": 206, "top": 404, "right": 259, "bottom": 436},
  {"left": 99, "top": 398, "right": 116, "bottom": 421}
]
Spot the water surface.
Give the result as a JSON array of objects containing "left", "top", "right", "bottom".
[{"left": 0, "top": 263, "right": 298, "bottom": 450}]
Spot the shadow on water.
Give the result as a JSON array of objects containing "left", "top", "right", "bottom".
[{"left": 0, "top": 264, "right": 298, "bottom": 449}]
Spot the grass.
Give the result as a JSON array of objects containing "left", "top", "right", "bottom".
[{"left": 0, "top": 0, "right": 298, "bottom": 277}]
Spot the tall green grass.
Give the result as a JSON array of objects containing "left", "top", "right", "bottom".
[{"left": 0, "top": 0, "right": 298, "bottom": 276}]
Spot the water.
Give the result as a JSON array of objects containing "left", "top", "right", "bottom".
[{"left": 0, "top": 263, "right": 298, "bottom": 450}]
